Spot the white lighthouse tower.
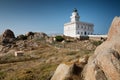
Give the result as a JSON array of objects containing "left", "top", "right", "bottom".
[
  {"left": 64, "top": 8, "right": 94, "bottom": 38},
  {"left": 70, "top": 9, "right": 80, "bottom": 22}
]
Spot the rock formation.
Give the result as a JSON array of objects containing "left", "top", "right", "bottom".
[
  {"left": 16, "top": 32, "right": 48, "bottom": 40},
  {"left": 0, "top": 35, "right": 2, "bottom": 42},
  {"left": 33, "top": 32, "right": 48, "bottom": 39},
  {"left": 25, "top": 32, "right": 48, "bottom": 40},
  {"left": 83, "top": 16, "right": 120, "bottom": 80},
  {"left": 51, "top": 56, "right": 89, "bottom": 80},
  {"left": 1, "top": 29, "right": 15, "bottom": 45},
  {"left": 51, "top": 63, "right": 82, "bottom": 80},
  {"left": 2, "top": 29, "right": 15, "bottom": 39},
  {"left": 51, "top": 16, "right": 120, "bottom": 80}
]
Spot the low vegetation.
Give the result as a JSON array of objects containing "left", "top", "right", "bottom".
[
  {"left": 0, "top": 71, "right": 6, "bottom": 80},
  {"left": 91, "top": 40, "right": 103, "bottom": 46},
  {"left": 17, "top": 34, "right": 27, "bottom": 40},
  {"left": 55, "top": 36, "right": 64, "bottom": 42},
  {"left": 0, "top": 36, "right": 103, "bottom": 80}
]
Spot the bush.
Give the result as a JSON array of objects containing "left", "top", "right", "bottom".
[
  {"left": 17, "top": 34, "right": 27, "bottom": 40},
  {"left": 66, "top": 51, "right": 77, "bottom": 55},
  {"left": 80, "top": 36, "right": 89, "bottom": 40},
  {"left": 0, "top": 71, "right": 6, "bottom": 79},
  {"left": 92, "top": 41, "right": 103, "bottom": 46},
  {"left": 55, "top": 36, "right": 64, "bottom": 42}
]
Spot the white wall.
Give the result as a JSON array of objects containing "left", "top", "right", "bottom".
[
  {"left": 88, "top": 35, "right": 107, "bottom": 38},
  {"left": 64, "top": 10, "right": 94, "bottom": 38},
  {"left": 64, "top": 23, "right": 76, "bottom": 37},
  {"left": 76, "top": 23, "right": 94, "bottom": 36}
]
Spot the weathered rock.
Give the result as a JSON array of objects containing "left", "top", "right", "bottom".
[
  {"left": 33, "top": 32, "right": 48, "bottom": 39},
  {"left": 0, "top": 35, "right": 2, "bottom": 42},
  {"left": 78, "top": 55, "right": 89, "bottom": 64},
  {"left": 0, "top": 45, "right": 4, "bottom": 52},
  {"left": 83, "top": 16, "right": 120, "bottom": 80},
  {"left": 17, "top": 34, "right": 27, "bottom": 40},
  {"left": 51, "top": 55, "right": 89, "bottom": 80},
  {"left": 25, "top": 32, "right": 34, "bottom": 39},
  {"left": 15, "top": 51, "right": 24, "bottom": 56},
  {"left": 2, "top": 29, "right": 15, "bottom": 39},
  {"left": 25, "top": 31, "right": 34, "bottom": 37},
  {"left": 51, "top": 63, "right": 82, "bottom": 80},
  {"left": 46, "top": 37, "right": 54, "bottom": 43},
  {"left": 26, "top": 32, "right": 48, "bottom": 40},
  {"left": 1, "top": 29, "right": 15, "bottom": 44},
  {"left": 17, "top": 32, "right": 48, "bottom": 40}
]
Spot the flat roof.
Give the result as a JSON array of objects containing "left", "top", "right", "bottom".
[{"left": 64, "top": 21, "right": 94, "bottom": 26}]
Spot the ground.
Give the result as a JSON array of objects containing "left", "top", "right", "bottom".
[{"left": 0, "top": 38, "right": 102, "bottom": 80}]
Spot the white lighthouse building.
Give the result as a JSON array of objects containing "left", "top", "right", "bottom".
[{"left": 64, "top": 8, "right": 94, "bottom": 38}]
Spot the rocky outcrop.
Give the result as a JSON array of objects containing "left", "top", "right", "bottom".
[
  {"left": 1, "top": 29, "right": 15, "bottom": 45},
  {"left": 51, "top": 16, "right": 120, "bottom": 80},
  {"left": 25, "top": 32, "right": 34, "bottom": 37},
  {"left": 16, "top": 32, "right": 48, "bottom": 40},
  {"left": 51, "top": 56, "right": 89, "bottom": 80},
  {"left": 2, "top": 29, "right": 15, "bottom": 39},
  {"left": 24, "top": 32, "right": 48, "bottom": 40},
  {"left": 83, "top": 16, "right": 120, "bottom": 80},
  {"left": 51, "top": 63, "right": 82, "bottom": 80},
  {"left": 17, "top": 34, "right": 27, "bottom": 40}
]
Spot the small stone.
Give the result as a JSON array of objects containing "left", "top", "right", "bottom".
[{"left": 14, "top": 51, "right": 24, "bottom": 57}]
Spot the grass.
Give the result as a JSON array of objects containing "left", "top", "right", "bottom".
[
  {"left": 66, "top": 51, "right": 78, "bottom": 55},
  {"left": 2, "top": 63, "right": 58, "bottom": 80},
  {"left": 0, "top": 54, "right": 40, "bottom": 64},
  {"left": 91, "top": 40, "right": 103, "bottom": 46},
  {"left": 0, "top": 39, "right": 98, "bottom": 80},
  {"left": 0, "top": 71, "right": 6, "bottom": 80}
]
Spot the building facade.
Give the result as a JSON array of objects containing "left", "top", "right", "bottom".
[{"left": 64, "top": 8, "right": 94, "bottom": 37}]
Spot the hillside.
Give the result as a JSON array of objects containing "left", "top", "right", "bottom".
[{"left": 0, "top": 30, "right": 103, "bottom": 80}]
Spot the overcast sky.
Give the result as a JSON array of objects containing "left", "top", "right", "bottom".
[{"left": 0, "top": 0, "right": 120, "bottom": 36}]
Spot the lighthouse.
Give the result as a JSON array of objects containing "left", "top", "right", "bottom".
[{"left": 64, "top": 8, "right": 94, "bottom": 38}]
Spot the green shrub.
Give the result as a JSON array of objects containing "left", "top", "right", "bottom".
[
  {"left": 66, "top": 51, "right": 77, "bottom": 55},
  {"left": 0, "top": 71, "right": 6, "bottom": 79},
  {"left": 80, "top": 36, "right": 89, "bottom": 40},
  {"left": 17, "top": 34, "right": 27, "bottom": 40},
  {"left": 55, "top": 36, "right": 64, "bottom": 42},
  {"left": 92, "top": 41, "right": 103, "bottom": 46}
]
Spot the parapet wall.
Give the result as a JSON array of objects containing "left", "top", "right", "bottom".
[
  {"left": 88, "top": 35, "right": 107, "bottom": 38},
  {"left": 88, "top": 35, "right": 107, "bottom": 41},
  {"left": 78, "top": 35, "right": 107, "bottom": 41}
]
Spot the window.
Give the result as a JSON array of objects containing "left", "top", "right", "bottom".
[
  {"left": 90, "top": 27, "right": 92, "bottom": 30},
  {"left": 81, "top": 32, "right": 83, "bottom": 35},
  {"left": 84, "top": 31, "right": 86, "bottom": 35},
  {"left": 78, "top": 25, "right": 79, "bottom": 28},
  {"left": 81, "top": 26, "right": 83, "bottom": 29}
]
